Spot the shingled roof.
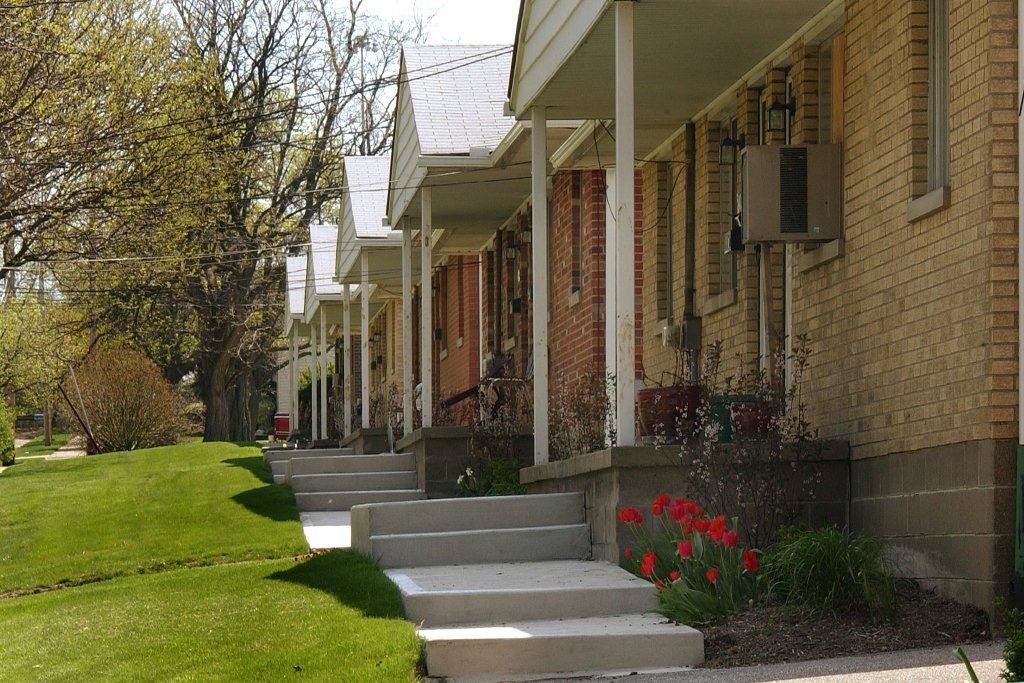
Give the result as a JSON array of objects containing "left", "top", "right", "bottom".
[
  {"left": 285, "top": 253, "right": 306, "bottom": 318},
  {"left": 344, "top": 155, "right": 391, "bottom": 239},
  {"left": 403, "top": 44, "right": 514, "bottom": 155},
  {"left": 308, "top": 224, "right": 342, "bottom": 296}
]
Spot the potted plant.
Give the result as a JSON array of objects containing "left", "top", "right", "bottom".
[{"left": 638, "top": 348, "right": 700, "bottom": 441}]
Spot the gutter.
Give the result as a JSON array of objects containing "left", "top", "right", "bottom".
[{"left": 1015, "top": 0, "right": 1024, "bottom": 605}]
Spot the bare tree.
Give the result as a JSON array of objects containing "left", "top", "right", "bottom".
[{"left": 162, "top": 0, "right": 422, "bottom": 439}]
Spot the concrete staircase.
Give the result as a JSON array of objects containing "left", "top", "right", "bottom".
[
  {"left": 351, "top": 493, "right": 704, "bottom": 679},
  {"left": 263, "top": 448, "right": 425, "bottom": 511}
]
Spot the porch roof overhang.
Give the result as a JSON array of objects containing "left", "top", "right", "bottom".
[
  {"left": 337, "top": 234, "right": 421, "bottom": 293},
  {"left": 509, "top": 0, "right": 836, "bottom": 155},
  {"left": 391, "top": 121, "right": 577, "bottom": 256}
]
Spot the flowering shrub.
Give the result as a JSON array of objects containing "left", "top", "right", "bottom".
[
  {"left": 619, "top": 494, "right": 760, "bottom": 625},
  {"left": 665, "top": 337, "right": 821, "bottom": 547}
]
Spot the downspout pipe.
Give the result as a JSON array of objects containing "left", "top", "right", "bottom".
[
  {"left": 684, "top": 122, "right": 701, "bottom": 378},
  {"left": 1014, "top": 0, "right": 1024, "bottom": 606}
]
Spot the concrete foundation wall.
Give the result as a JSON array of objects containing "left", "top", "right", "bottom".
[
  {"left": 850, "top": 438, "right": 1016, "bottom": 614},
  {"left": 340, "top": 427, "right": 390, "bottom": 454},
  {"left": 398, "top": 426, "right": 534, "bottom": 498},
  {"left": 523, "top": 445, "right": 849, "bottom": 565}
]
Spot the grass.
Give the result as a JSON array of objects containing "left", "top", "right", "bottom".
[
  {"left": 0, "top": 441, "right": 306, "bottom": 592},
  {"left": 13, "top": 431, "right": 72, "bottom": 458},
  {"left": 0, "top": 441, "right": 420, "bottom": 680}
]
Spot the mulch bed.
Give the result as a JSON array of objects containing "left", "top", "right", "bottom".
[{"left": 701, "top": 580, "right": 991, "bottom": 668}]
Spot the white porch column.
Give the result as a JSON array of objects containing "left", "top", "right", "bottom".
[
  {"left": 420, "top": 187, "right": 433, "bottom": 428},
  {"left": 310, "top": 321, "right": 319, "bottom": 440},
  {"left": 614, "top": 0, "right": 636, "bottom": 446},
  {"left": 290, "top": 330, "right": 299, "bottom": 428},
  {"left": 604, "top": 168, "right": 617, "bottom": 444},
  {"left": 402, "top": 228, "right": 414, "bottom": 433},
  {"left": 531, "top": 106, "right": 549, "bottom": 464},
  {"left": 342, "top": 286, "right": 352, "bottom": 437},
  {"left": 319, "top": 306, "right": 328, "bottom": 440},
  {"left": 360, "top": 252, "right": 371, "bottom": 430}
]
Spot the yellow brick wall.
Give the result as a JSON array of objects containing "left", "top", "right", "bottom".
[
  {"left": 794, "top": 0, "right": 1016, "bottom": 458},
  {"left": 640, "top": 0, "right": 1017, "bottom": 458}
]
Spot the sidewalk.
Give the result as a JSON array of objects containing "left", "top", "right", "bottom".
[{"left": 541, "top": 641, "right": 1003, "bottom": 682}]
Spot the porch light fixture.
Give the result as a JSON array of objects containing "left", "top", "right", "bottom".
[
  {"left": 767, "top": 99, "right": 795, "bottom": 134},
  {"left": 719, "top": 135, "right": 744, "bottom": 165},
  {"left": 371, "top": 331, "right": 381, "bottom": 344},
  {"left": 504, "top": 246, "right": 518, "bottom": 261}
]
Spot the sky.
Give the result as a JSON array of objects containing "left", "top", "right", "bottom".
[{"left": 369, "top": 0, "right": 521, "bottom": 45}]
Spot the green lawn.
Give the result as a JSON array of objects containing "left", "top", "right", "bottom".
[
  {"left": 0, "top": 442, "right": 420, "bottom": 680},
  {"left": 13, "top": 431, "right": 71, "bottom": 458}
]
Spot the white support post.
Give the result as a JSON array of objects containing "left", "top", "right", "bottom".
[
  {"left": 420, "top": 187, "right": 433, "bottom": 428},
  {"left": 319, "top": 306, "right": 328, "bottom": 440},
  {"left": 614, "top": 0, "right": 637, "bottom": 447},
  {"left": 310, "top": 322, "right": 319, "bottom": 441},
  {"left": 531, "top": 106, "right": 550, "bottom": 464},
  {"left": 402, "top": 228, "right": 414, "bottom": 434},
  {"left": 360, "top": 253, "right": 371, "bottom": 430},
  {"left": 342, "top": 286, "right": 352, "bottom": 437},
  {"left": 290, "top": 330, "right": 299, "bottom": 429},
  {"left": 604, "top": 168, "right": 617, "bottom": 444}
]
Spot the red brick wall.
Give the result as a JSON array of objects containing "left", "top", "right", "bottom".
[
  {"left": 548, "top": 169, "right": 645, "bottom": 400},
  {"left": 434, "top": 255, "right": 482, "bottom": 400}
]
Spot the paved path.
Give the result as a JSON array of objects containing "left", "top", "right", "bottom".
[
  {"left": 300, "top": 511, "right": 350, "bottom": 549},
  {"left": 533, "top": 641, "right": 1003, "bottom": 683}
]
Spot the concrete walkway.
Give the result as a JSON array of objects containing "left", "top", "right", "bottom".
[
  {"left": 300, "top": 511, "right": 351, "bottom": 549},
  {"left": 533, "top": 641, "right": 1004, "bottom": 683}
]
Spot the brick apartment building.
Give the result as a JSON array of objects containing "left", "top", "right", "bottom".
[{"left": 507, "top": 0, "right": 1018, "bottom": 613}]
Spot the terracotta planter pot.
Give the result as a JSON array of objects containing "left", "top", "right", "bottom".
[
  {"left": 731, "top": 401, "right": 772, "bottom": 436},
  {"left": 637, "top": 385, "right": 700, "bottom": 438}
]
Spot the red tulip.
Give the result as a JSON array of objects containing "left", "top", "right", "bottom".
[
  {"left": 669, "top": 570, "right": 680, "bottom": 582},
  {"left": 742, "top": 549, "right": 760, "bottom": 574},
  {"left": 705, "top": 567, "right": 719, "bottom": 584},
  {"left": 722, "top": 530, "right": 739, "bottom": 548},
  {"left": 617, "top": 507, "right": 644, "bottom": 525},
  {"left": 677, "top": 540, "right": 693, "bottom": 559},
  {"left": 624, "top": 547, "right": 633, "bottom": 559},
  {"left": 641, "top": 552, "right": 657, "bottom": 578}
]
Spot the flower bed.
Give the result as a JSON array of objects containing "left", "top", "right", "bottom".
[{"left": 619, "top": 494, "right": 992, "bottom": 667}]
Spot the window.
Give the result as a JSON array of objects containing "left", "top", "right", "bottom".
[
  {"left": 439, "top": 265, "right": 448, "bottom": 351},
  {"left": 818, "top": 34, "right": 847, "bottom": 144},
  {"left": 570, "top": 171, "right": 583, "bottom": 294},
  {"left": 927, "top": 0, "right": 949, "bottom": 191},
  {"left": 717, "top": 118, "right": 739, "bottom": 294},
  {"left": 457, "top": 256, "right": 465, "bottom": 341},
  {"left": 654, "top": 162, "right": 673, "bottom": 321}
]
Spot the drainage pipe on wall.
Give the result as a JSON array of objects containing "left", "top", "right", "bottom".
[{"left": 1015, "top": 0, "right": 1024, "bottom": 604}]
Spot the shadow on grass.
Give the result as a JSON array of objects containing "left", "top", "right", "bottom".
[
  {"left": 267, "top": 550, "right": 406, "bottom": 619},
  {"left": 230, "top": 485, "right": 300, "bottom": 522},
  {"left": 224, "top": 456, "right": 273, "bottom": 484}
]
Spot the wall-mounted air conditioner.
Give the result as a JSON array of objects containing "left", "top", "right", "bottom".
[{"left": 742, "top": 144, "right": 841, "bottom": 243}]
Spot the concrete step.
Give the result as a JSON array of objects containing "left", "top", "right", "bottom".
[
  {"left": 420, "top": 613, "right": 703, "bottom": 678},
  {"left": 269, "top": 460, "right": 288, "bottom": 484},
  {"left": 289, "top": 453, "right": 415, "bottom": 476},
  {"left": 351, "top": 492, "right": 584, "bottom": 539},
  {"left": 295, "top": 489, "right": 425, "bottom": 512},
  {"left": 386, "top": 560, "right": 656, "bottom": 626},
  {"left": 367, "top": 523, "right": 590, "bottom": 568},
  {"left": 290, "top": 471, "right": 418, "bottom": 494},
  {"left": 263, "top": 447, "right": 354, "bottom": 463}
]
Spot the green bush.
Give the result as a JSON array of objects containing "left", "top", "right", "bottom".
[
  {"left": 1002, "top": 604, "right": 1024, "bottom": 681},
  {"left": 761, "top": 526, "right": 894, "bottom": 619},
  {"left": 0, "top": 401, "right": 14, "bottom": 465},
  {"left": 456, "top": 459, "right": 526, "bottom": 497}
]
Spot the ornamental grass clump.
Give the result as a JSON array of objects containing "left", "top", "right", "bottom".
[
  {"left": 760, "top": 525, "right": 895, "bottom": 619},
  {"left": 619, "top": 494, "right": 760, "bottom": 626}
]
